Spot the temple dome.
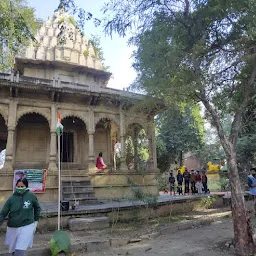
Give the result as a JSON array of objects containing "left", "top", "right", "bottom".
[{"left": 25, "top": 9, "right": 104, "bottom": 70}]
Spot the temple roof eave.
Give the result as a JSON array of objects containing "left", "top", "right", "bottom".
[
  {"left": 14, "top": 58, "right": 112, "bottom": 79},
  {"left": 0, "top": 74, "right": 165, "bottom": 115}
]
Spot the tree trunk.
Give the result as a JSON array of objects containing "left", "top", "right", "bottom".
[{"left": 227, "top": 150, "right": 255, "bottom": 255}]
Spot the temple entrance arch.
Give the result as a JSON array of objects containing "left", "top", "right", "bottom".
[
  {"left": 61, "top": 116, "right": 87, "bottom": 168},
  {"left": 95, "top": 118, "right": 119, "bottom": 169},
  {"left": 15, "top": 113, "right": 50, "bottom": 169},
  {"left": 0, "top": 115, "right": 7, "bottom": 152},
  {"left": 126, "top": 123, "right": 150, "bottom": 171}
]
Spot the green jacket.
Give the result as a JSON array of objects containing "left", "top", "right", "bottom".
[{"left": 0, "top": 190, "right": 41, "bottom": 228}]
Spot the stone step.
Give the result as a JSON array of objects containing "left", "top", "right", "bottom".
[
  {"left": 62, "top": 180, "right": 91, "bottom": 186},
  {"left": 62, "top": 186, "right": 94, "bottom": 193},
  {"left": 64, "top": 198, "right": 100, "bottom": 205},
  {"left": 61, "top": 171, "right": 89, "bottom": 176},
  {"left": 61, "top": 163, "right": 88, "bottom": 170},
  {"left": 68, "top": 217, "right": 110, "bottom": 231},
  {"left": 63, "top": 191, "right": 95, "bottom": 199}
]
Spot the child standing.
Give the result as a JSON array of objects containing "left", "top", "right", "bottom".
[
  {"left": 183, "top": 168, "right": 191, "bottom": 195},
  {"left": 195, "top": 171, "right": 203, "bottom": 194},
  {"left": 169, "top": 172, "right": 176, "bottom": 196},
  {"left": 202, "top": 171, "right": 208, "bottom": 193},
  {"left": 176, "top": 170, "right": 183, "bottom": 195}
]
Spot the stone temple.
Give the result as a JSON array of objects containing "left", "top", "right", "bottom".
[{"left": 0, "top": 10, "right": 162, "bottom": 203}]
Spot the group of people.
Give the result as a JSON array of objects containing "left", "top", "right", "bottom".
[{"left": 168, "top": 168, "right": 209, "bottom": 196}]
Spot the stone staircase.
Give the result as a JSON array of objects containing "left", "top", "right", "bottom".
[{"left": 61, "top": 172, "right": 99, "bottom": 205}]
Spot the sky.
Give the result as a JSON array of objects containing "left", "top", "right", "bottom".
[{"left": 26, "top": 0, "right": 137, "bottom": 90}]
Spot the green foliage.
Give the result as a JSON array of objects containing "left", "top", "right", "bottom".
[
  {"left": 218, "top": 177, "right": 229, "bottom": 192},
  {"left": 156, "top": 103, "right": 204, "bottom": 172},
  {"left": 237, "top": 135, "right": 256, "bottom": 169},
  {"left": 125, "top": 135, "right": 134, "bottom": 168},
  {"left": 88, "top": 34, "right": 110, "bottom": 70},
  {"left": 83, "top": 49, "right": 89, "bottom": 57},
  {"left": 59, "top": 17, "right": 65, "bottom": 23},
  {"left": 68, "top": 16, "right": 76, "bottom": 26},
  {"left": 127, "top": 177, "right": 158, "bottom": 206},
  {"left": 125, "top": 127, "right": 149, "bottom": 172},
  {"left": 236, "top": 101, "right": 256, "bottom": 170},
  {"left": 49, "top": 230, "right": 71, "bottom": 256},
  {"left": 88, "top": 35, "right": 104, "bottom": 60},
  {"left": 57, "top": 0, "right": 101, "bottom": 30},
  {"left": 102, "top": 0, "right": 256, "bottom": 131},
  {"left": 155, "top": 172, "right": 168, "bottom": 191},
  {"left": 200, "top": 196, "right": 216, "bottom": 209},
  {"left": 0, "top": 0, "right": 38, "bottom": 71}
]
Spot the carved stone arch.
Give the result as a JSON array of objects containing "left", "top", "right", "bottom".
[
  {"left": 17, "top": 106, "right": 50, "bottom": 127},
  {"left": 0, "top": 104, "right": 8, "bottom": 125},
  {"left": 94, "top": 113, "right": 120, "bottom": 130},
  {"left": 125, "top": 117, "right": 147, "bottom": 133},
  {"left": 61, "top": 111, "right": 88, "bottom": 129}
]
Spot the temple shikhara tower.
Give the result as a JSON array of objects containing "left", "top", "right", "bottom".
[{"left": 0, "top": 10, "right": 161, "bottom": 203}]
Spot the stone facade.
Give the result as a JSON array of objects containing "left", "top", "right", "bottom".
[{"left": 0, "top": 10, "right": 161, "bottom": 202}]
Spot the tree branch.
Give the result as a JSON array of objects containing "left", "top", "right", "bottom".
[
  {"left": 199, "top": 91, "right": 231, "bottom": 155},
  {"left": 229, "top": 60, "right": 256, "bottom": 146}
]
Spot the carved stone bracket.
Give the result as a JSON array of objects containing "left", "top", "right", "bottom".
[{"left": 0, "top": 104, "right": 8, "bottom": 125}]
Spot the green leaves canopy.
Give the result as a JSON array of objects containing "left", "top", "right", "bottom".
[
  {"left": 0, "top": 0, "right": 38, "bottom": 71},
  {"left": 156, "top": 103, "right": 204, "bottom": 172}
]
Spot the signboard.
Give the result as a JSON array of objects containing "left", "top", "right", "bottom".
[{"left": 13, "top": 169, "right": 47, "bottom": 193}]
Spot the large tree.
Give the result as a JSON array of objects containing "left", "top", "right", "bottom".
[
  {"left": 156, "top": 103, "right": 204, "bottom": 172},
  {"left": 55, "top": 0, "right": 256, "bottom": 253},
  {"left": 99, "top": 0, "right": 256, "bottom": 255},
  {"left": 0, "top": 0, "right": 38, "bottom": 71}
]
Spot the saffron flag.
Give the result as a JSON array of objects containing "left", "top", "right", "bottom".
[{"left": 56, "top": 112, "right": 63, "bottom": 136}]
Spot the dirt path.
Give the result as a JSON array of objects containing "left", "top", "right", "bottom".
[
  {"left": 0, "top": 208, "right": 234, "bottom": 255},
  {"left": 81, "top": 219, "right": 234, "bottom": 256}
]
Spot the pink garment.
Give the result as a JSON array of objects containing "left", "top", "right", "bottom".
[{"left": 96, "top": 156, "right": 105, "bottom": 170}]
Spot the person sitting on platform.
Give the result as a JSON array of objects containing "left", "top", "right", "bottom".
[{"left": 96, "top": 152, "right": 107, "bottom": 170}]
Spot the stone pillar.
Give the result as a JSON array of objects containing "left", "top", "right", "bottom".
[
  {"left": 88, "top": 108, "right": 95, "bottom": 170},
  {"left": 88, "top": 131, "right": 95, "bottom": 169},
  {"left": 147, "top": 122, "right": 154, "bottom": 171},
  {"left": 119, "top": 111, "right": 127, "bottom": 171},
  {"left": 107, "top": 128, "right": 111, "bottom": 166},
  {"left": 3, "top": 101, "right": 17, "bottom": 172},
  {"left": 150, "top": 123, "right": 157, "bottom": 170},
  {"left": 48, "top": 104, "right": 57, "bottom": 172},
  {"left": 132, "top": 128, "right": 139, "bottom": 170}
]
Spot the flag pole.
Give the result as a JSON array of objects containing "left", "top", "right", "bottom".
[{"left": 57, "top": 132, "right": 61, "bottom": 230}]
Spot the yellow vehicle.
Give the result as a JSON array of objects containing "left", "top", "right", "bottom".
[{"left": 207, "top": 158, "right": 221, "bottom": 172}]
